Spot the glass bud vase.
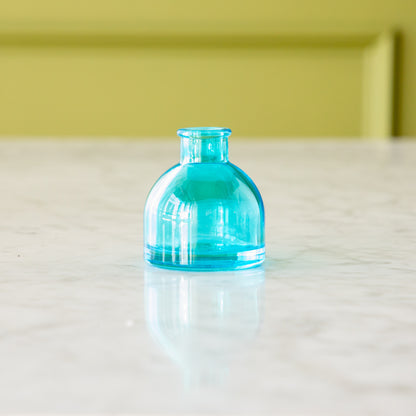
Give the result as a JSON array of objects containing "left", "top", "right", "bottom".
[{"left": 144, "top": 127, "right": 265, "bottom": 271}]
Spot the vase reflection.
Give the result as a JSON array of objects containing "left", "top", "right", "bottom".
[{"left": 144, "top": 266, "right": 264, "bottom": 387}]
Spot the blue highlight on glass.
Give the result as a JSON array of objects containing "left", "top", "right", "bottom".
[{"left": 144, "top": 127, "right": 265, "bottom": 270}]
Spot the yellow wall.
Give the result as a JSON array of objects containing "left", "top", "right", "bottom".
[{"left": 0, "top": 1, "right": 415, "bottom": 138}]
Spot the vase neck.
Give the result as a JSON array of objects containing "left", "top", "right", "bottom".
[{"left": 178, "top": 127, "right": 231, "bottom": 164}]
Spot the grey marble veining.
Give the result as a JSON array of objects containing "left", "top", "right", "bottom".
[{"left": 0, "top": 139, "right": 415, "bottom": 415}]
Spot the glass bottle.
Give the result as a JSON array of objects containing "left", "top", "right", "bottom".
[{"left": 144, "top": 127, "right": 265, "bottom": 270}]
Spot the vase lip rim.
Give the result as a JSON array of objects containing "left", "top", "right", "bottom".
[{"left": 177, "top": 127, "right": 232, "bottom": 139}]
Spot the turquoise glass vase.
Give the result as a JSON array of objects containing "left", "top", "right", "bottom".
[{"left": 144, "top": 127, "right": 265, "bottom": 270}]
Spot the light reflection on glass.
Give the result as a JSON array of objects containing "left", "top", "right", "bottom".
[{"left": 144, "top": 266, "right": 264, "bottom": 388}]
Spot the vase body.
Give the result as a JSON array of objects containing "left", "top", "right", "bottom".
[{"left": 144, "top": 127, "right": 265, "bottom": 271}]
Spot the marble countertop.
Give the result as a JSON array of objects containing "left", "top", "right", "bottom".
[{"left": 1, "top": 139, "right": 415, "bottom": 415}]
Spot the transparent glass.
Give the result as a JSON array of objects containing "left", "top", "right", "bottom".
[{"left": 144, "top": 127, "right": 265, "bottom": 270}]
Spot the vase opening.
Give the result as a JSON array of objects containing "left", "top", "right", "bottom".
[{"left": 178, "top": 127, "right": 231, "bottom": 164}]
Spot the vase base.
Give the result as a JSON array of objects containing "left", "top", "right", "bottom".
[{"left": 144, "top": 245, "right": 265, "bottom": 271}]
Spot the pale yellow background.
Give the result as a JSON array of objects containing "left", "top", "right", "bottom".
[{"left": 0, "top": 0, "right": 415, "bottom": 138}]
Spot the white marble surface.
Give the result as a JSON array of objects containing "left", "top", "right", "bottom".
[{"left": 1, "top": 139, "right": 416, "bottom": 415}]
